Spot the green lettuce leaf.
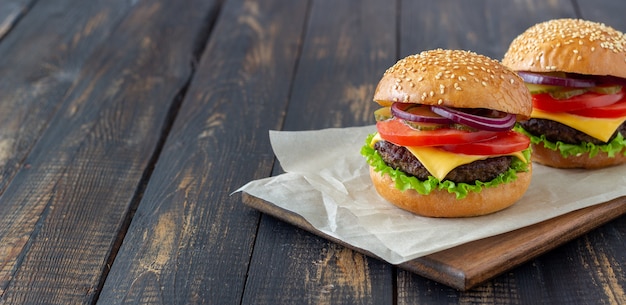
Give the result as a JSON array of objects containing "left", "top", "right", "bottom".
[
  {"left": 360, "top": 133, "right": 531, "bottom": 199},
  {"left": 513, "top": 125, "right": 626, "bottom": 158}
]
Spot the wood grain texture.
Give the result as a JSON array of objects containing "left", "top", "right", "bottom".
[
  {"left": 97, "top": 0, "right": 308, "bottom": 304},
  {"left": 0, "top": 0, "right": 33, "bottom": 39},
  {"left": 241, "top": 0, "right": 398, "bottom": 304},
  {"left": 400, "top": 0, "right": 577, "bottom": 59},
  {"left": 0, "top": 0, "right": 621, "bottom": 303},
  {"left": 402, "top": 197, "right": 626, "bottom": 290},
  {"left": 577, "top": 0, "right": 626, "bottom": 32},
  {"left": 0, "top": 0, "right": 218, "bottom": 303},
  {"left": 242, "top": 192, "right": 626, "bottom": 289},
  {"left": 0, "top": 0, "right": 135, "bottom": 298},
  {"left": 0, "top": 0, "right": 134, "bottom": 198}
]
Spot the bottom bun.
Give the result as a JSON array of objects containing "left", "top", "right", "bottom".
[
  {"left": 532, "top": 143, "right": 626, "bottom": 169},
  {"left": 369, "top": 165, "right": 532, "bottom": 218}
]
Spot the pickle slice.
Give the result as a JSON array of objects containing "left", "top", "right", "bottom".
[
  {"left": 589, "top": 85, "right": 622, "bottom": 95},
  {"left": 549, "top": 88, "right": 588, "bottom": 100},
  {"left": 525, "top": 83, "right": 561, "bottom": 94},
  {"left": 402, "top": 120, "right": 447, "bottom": 131},
  {"left": 374, "top": 107, "right": 392, "bottom": 121}
]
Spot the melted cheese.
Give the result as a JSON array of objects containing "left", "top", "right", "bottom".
[
  {"left": 405, "top": 146, "right": 526, "bottom": 181},
  {"left": 370, "top": 133, "right": 527, "bottom": 180},
  {"left": 531, "top": 109, "right": 626, "bottom": 142}
]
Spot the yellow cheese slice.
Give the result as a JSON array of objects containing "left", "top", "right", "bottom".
[
  {"left": 369, "top": 133, "right": 527, "bottom": 180},
  {"left": 405, "top": 146, "right": 526, "bottom": 181},
  {"left": 531, "top": 109, "right": 626, "bottom": 142}
]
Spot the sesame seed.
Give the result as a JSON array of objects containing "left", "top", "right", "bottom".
[
  {"left": 481, "top": 81, "right": 487, "bottom": 86},
  {"left": 502, "top": 19, "right": 626, "bottom": 70},
  {"left": 437, "top": 99, "right": 443, "bottom": 104}
]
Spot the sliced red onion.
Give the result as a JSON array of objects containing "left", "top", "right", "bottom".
[
  {"left": 430, "top": 106, "right": 517, "bottom": 131},
  {"left": 391, "top": 103, "right": 452, "bottom": 124},
  {"left": 591, "top": 75, "right": 626, "bottom": 86},
  {"left": 518, "top": 71, "right": 596, "bottom": 88}
]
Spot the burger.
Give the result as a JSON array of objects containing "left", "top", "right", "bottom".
[
  {"left": 502, "top": 18, "right": 626, "bottom": 168},
  {"left": 361, "top": 49, "right": 533, "bottom": 217}
]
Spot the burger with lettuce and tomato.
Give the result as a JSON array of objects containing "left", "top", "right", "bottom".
[
  {"left": 502, "top": 18, "right": 626, "bottom": 169},
  {"left": 361, "top": 49, "right": 533, "bottom": 217}
]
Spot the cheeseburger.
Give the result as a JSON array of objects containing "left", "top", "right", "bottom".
[
  {"left": 503, "top": 19, "right": 626, "bottom": 168},
  {"left": 361, "top": 49, "right": 533, "bottom": 217}
]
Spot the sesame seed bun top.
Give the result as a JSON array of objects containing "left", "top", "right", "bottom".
[
  {"left": 502, "top": 18, "right": 626, "bottom": 78},
  {"left": 373, "top": 49, "right": 532, "bottom": 118}
]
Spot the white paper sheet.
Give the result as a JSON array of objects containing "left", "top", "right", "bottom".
[{"left": 236, "top": 125, "right": 626, "bottom": 264}]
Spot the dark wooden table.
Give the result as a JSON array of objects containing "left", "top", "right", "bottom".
[{"left": 0, "top": 0, "right": 624, "bottom": 304}]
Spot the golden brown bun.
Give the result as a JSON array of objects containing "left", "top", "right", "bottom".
[
  {"left": 368, "top": 165, "right": 532, "bottom": 218},
  {"left": 502, "top": 19, "right": 626, "bottom": 78},
  {"left": 373, "top": 49, "right": 532, "bottom": 118},
  {"left": 530, "top": 142, "right": 626, "bottom": 169}
]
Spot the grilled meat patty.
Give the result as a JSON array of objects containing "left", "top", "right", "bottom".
[
  {"left": 519, "top": 118, "right": 626, "bottom": 145},
  {"left": 374, "top": 141, "right": 512, "bottom": 184}
]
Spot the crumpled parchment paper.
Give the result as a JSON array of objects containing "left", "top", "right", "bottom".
[{"left": 236, "top": 125, "right": 626, "bottom": 264}]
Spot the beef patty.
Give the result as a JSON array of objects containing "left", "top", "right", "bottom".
[
  {"left": 374, "top": 141, "right": 512, "bottom": 184},
  {"left": 519, "top": 118, "right": 626, "bottom": 145}
]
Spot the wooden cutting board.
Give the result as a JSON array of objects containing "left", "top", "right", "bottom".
[{"left": 242, "top": 193, "right": 626, "bottom": 291}]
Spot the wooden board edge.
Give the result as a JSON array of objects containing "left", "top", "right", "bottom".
[
  {"left": 241, "top": 192, "right": 388, "bottom": 262},
  {"left": 240, "top": 192, "right": 626, "bottom": 291},
  {"left": 404, "top": 196, "right": 626, "bottom": 290}
]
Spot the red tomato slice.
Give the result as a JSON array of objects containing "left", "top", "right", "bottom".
[
  {"left": 441, "top": 131, "right": 530, "bottom": 155},
  {"left": 568, "top": 95, "right": 626, "bottom": 118},
  {"left": 376, "top": 119, "right": 498, "bottom": 147},
  {"left": 533, "top": 91, "right": 623, "bottom": 113}
]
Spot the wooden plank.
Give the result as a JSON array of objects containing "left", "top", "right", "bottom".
[
  {"left": 96, "top": 0, "right": 309, "bottom": 304},
  {"left": 0, "top": 0, "right": 33, "bottom": 40},
  {"left": 0, "top": 0, "right": 135, "bottom": 297},
  {"left": 577, "top": 0, "right": 626, "bottom": 30},
  {"left": 0, "top": 0, "right": 134, "bottom": 197},
  {"left": 400, "top": 0, "right": 577, "bottom": 59},
  {"left": 0, "top": 0, "right": 220, "bottom": 303},
  {"left": 242, "top": 193, "right": 626, "bottom": 291},
  {"left": 240, "top": 0, "right": 398, "bottom": 303}
]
